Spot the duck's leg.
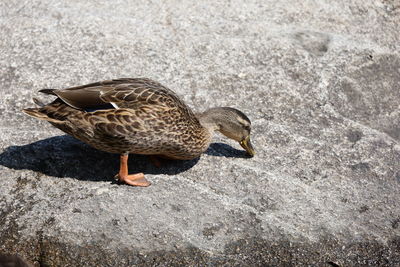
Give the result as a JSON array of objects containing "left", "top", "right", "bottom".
[
  {"left": 148, "top": 155, "right": 176, "bottom": 167},
  {"left": 148, "top": 155, "right": 162, "bottom": 168},
  {"left": 115, "top": 153, "right": 151, "bottom": 187}
]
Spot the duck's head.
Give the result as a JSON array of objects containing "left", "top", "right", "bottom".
[{"left": 198, "top": 107, "right": 255, "bottom": 157}]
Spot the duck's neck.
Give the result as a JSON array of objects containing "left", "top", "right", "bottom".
[{"left": 196, "top": 108, "right": 223, "bottom": 132}]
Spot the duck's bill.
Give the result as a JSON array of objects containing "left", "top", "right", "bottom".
[{"left": 240, "top": 136, "right": 255, "bottom": 157}]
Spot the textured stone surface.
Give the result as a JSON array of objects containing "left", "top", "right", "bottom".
[{"left": 1, "top": 0, "right": 400, "bottom": 266}]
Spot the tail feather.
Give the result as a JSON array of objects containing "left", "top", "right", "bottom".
[
  {"left": 22, "top": 108, "right": 64, "bottom": 124},
  {"left": 33, "top": 97, "right": 45, "bottom": 107},
  {"left": 39, "top": 88, "right": 57, "bottom": 95}
]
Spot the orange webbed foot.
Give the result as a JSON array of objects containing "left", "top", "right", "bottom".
[
  {"left": 115, "top": 172, "right": 151, "bottom": 187},
  {"left": 116, "top": 153, "right": 151, "bottom": 187}
]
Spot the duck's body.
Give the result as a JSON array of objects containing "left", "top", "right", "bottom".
[
  {"left": 23, "top": 78, "right": 254, "bottom": 186},
  {"left": 26, "top": 78, "right": 211, "bottom": 160}
]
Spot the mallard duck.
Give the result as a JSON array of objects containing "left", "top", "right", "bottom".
[{"left": 23, "top": 78, "right": 255, "bottom": 186}]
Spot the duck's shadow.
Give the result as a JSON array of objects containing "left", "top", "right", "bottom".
[{"left": 0, "top": 135, "right": 247, "bottom": 182}]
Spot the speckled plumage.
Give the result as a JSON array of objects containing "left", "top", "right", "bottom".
[{"left": 23, "top": 78, "right": 212, "bottom": 160}]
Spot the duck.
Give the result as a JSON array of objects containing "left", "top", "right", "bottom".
[{"left": 22, "top": 78, "right": 255, "bottom": 187}]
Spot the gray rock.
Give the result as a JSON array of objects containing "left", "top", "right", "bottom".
[{"left": 1, "top": 0, "right": 400, "bottom": 266}]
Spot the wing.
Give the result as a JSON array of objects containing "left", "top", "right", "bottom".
[{"left": 41, "top": 78, "right": 189, "bottom": 112}]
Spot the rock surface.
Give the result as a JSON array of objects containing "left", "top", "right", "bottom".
[{"left": 1, "top": 0, "right": 400, "bottom": 266}]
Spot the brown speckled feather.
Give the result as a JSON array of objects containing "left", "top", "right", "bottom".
[{"left": 24, "top": 78, "right": 211, "bottom": 160}]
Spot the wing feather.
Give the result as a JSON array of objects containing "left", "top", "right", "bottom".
[{"left": 44, "top": 78, "right": 189, "bottom": 112}]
